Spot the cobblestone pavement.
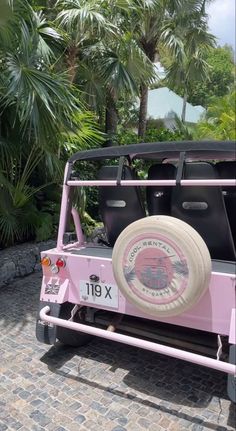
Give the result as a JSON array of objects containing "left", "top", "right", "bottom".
[{"left": 0, "top": 273, "right": 235, "bottom": 431}]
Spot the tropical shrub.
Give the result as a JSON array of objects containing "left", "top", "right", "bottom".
[
  {"left": 115, "top": 125, "right": 191, "bottom": 146},
  {"left": 0, "top": 1, "right": 104, "bottom": 248},
  {"left": 194, "top": 90, "right": 236, "bottom": 140}
]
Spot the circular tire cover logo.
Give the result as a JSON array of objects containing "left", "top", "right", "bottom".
[{"left": 123, "top": 233, "right": 189, "bottom": 304}]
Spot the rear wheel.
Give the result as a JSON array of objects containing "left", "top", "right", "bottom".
[{"left": 56, "top": 302, "right": 93, "bottom": 347}]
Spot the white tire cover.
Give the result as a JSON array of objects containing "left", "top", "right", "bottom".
[{"left": 112, "top": 216, "right": 212, "bottom": 317}]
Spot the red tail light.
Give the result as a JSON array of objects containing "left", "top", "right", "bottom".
[{"left": 56, "top": 258, "right": 65, "bottom": 268}]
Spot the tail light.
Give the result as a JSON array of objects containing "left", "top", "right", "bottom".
[
  {"left": 56, "top": 258, "right": 65, "bottom": 268},
  {"left": 41, "top": 256, "right": 51, "bottom": 266}
]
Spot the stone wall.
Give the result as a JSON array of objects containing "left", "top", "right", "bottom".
[{"left": 0, "top": 240, "right": 56, "bottom": 288}]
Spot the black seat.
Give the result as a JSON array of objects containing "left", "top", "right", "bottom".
[
  {"left": 217, "top": 161, "right": 236, "bottom": 247},
  {"left": 171, "top": 162, "right": 236, "bottom": 261},
  {"left": 98, "top": 165, "right": 146, "bottom": 246},
  {"left": 147, "top": 163, "right": 176, "bottom": 215}
]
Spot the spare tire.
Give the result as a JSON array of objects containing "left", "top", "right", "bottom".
[{"left": 112, "top": 216, "right": 211, "bottom": 317}]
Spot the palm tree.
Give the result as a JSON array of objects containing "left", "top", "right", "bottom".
[
  {"left": 0, "top": 2, "right": 78, "bottom": 145},
  {"left": 57, "top": 0, "right": 154, "bottom": 144},
  {"left": 132, "top": 0, "right": 214, "bottom": 136},
  {"left": 0, "top": 1, "right": 103, "bottom": 246},
  {"left": 91, "top": 34, "right": 154, "bottom": 143},
  {"left": 165, "top": 4, "right": 215, "bottom": 122},
  {"left": 131, "top": 0, "right": 166, "bottom": 137},
  {"left": 56, "top": 0, "right": 115, "bottom": 83}
]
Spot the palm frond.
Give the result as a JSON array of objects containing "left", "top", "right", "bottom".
[
  {"left": 2, "top": 50, "right": 78, "bottom": 144},
  {"left": 32, "top": 10, "right": 62, "bottom": 61},
  {"left": 56, "top": 0, "right": 115, "bottom": 38},
  {"left": 97, "top": 34, "right": 155, "bottom": 96},
  {"left": 63, "top": 111, "right": 105, "bottom": 154}
]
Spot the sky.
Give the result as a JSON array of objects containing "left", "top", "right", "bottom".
[{"left": 207, "top": 0, "right": 235, "bottom": 49}]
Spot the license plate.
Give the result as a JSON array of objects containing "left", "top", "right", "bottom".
[{"left": 79, "top": 280, "right": 118, "bottom": 308}]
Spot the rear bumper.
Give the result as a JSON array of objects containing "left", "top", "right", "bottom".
[{"left": 39, "top": 305, "right": 236, "bottom": 376}]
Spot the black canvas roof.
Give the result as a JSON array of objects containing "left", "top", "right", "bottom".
[{"left": 68, "top": 140, "right": 236, "bottom": 163}]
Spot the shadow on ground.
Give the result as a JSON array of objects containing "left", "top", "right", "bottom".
[{"left": 41, "top": 340, "right": 235, "bottom": 430}]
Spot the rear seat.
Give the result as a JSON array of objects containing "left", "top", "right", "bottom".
[
  {"left": 98, "top": 165, "right": 146, "bottom": 246},
  {"left": 216, "top": 161, "right": 236, "bottom": 248},
  {"left": 171, "top": 162, "right": 236, "bottom": 261},
  {"left": 147, "top": 162, "right": 236, "bottom": 261}
]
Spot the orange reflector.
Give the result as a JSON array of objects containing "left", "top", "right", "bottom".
[{"left": 41, "top": 256, "right": 51, "bottom": 266}]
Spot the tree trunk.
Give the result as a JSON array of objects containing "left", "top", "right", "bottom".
[
  {"left": 137, "top": 43, "right": 156, "bottom": 139},
  {"left": 67, "top": 43, "right": 78, "bottom": 84},
  {"left": 181, "top": 91, "right": 188, "bottom": 123},
  {"left": 138, "top": 84, "right": 148, "bottom": 138},
  {"left": 105, "top": 89, "right": 118, "bottom": 146}
]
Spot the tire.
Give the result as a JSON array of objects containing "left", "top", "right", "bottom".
[
  {"left": 56, "top": 302, "right": 93, "bottom": 347},
  {"left": 112, "top": 216, "right": 211, "bottom": 317}
]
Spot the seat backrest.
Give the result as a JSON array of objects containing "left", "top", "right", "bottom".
[
  {"left": 171, "top": 162, "right": 236, "bottom": 261},
  {"left": 216, "top": 161, "right": 236, "bottom": 247},
  {"left": 98, "top": 165, "right": 146, "bottom": 246},
  {"left": 147, "top": 163, "right": 177, "bottom": 215}
]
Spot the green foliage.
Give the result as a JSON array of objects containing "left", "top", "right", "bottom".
[
  {"left": 1, "top": 0, "right": 230, "bottom": 248},
  {"left": 0, "top": 143, "right": 56, "bottom": 247},
  {"left": 0, "top": 0, "right": 13, "bottom": 26},
  {"left": 35, "top": 212, "right": 54, "bottom": 242},
  {"left": 56, "top": 0, "right": 114, "bottom": 39},
  {"left": 116, "top": 124, "right": 191, "bottom": 145},
  {"left": 165, "top": 45, "right": 235, "bottom": 108},
  {"left": 81, "top": 211, "right": 99, "bottom": 238},
  {"left": 146, "top": 118, "right": 165, "bottom": 130},
  {"left": 0, "top": 182, "right": 50, "bottom": 247},
  {"left": 164, "top": 6, "right": 215, "bottom": 121},
  {"left": 62, "top": 111, "right": 105, "bottom": 155},
  {"left": 188, "top": 46, "right": 235, "bottom": 107},
  {"left": 194, "top": 90, "right": 236, "bottom": 140},
  {"left": 0, "top": 1, "right": 104, "bottom": 248}
]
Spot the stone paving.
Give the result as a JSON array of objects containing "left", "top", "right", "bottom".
[{"left": 0, "top": 273, "right": 235, "bottom": 431}]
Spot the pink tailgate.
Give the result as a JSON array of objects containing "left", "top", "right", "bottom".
[{"left": 40, "top": 247, "right": 236, "bottom": 337}]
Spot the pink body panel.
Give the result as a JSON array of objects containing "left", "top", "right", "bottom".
[{"left": 40, "top": 247, "right": 236, "bottom": 337}]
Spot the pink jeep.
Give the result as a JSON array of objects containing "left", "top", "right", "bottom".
[{"left": 36, "top": 140, "right": 236, "bottom": 402}]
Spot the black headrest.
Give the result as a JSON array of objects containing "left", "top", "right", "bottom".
[
  {"left": 217, "top": 161, "right": 236, "bottom": 176},
  {"left": 171, "top": 162, "right": 236, "bottom": 261},
  {"left": 216, "top": 161, "right": 236, "bottom": 247},
  {"left": 98, "top": 165, "right": 145, "bottom": 246}
]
